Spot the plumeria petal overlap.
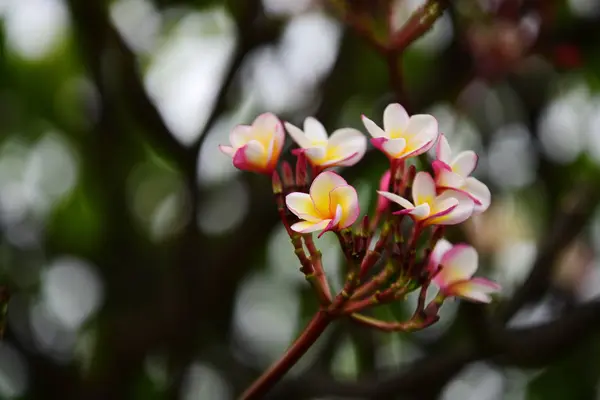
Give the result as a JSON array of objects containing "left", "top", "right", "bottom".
[
  {"left": 362, "top": 103, "right": 439, "bottom": 160},
  {"left": 285, "top": 117, "right": 367, "bottom": 169},
  {"left": 433, "top": 134, "right": 491, "bottom": 214},
  {"left": 377, "top": 172, "right": 474, "bottom": 226}
]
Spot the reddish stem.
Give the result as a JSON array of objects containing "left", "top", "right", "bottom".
[{"left": 240, "top": 311, "right": 332, "bottom": 400}]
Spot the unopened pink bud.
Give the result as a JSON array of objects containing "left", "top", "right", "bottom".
[{"left": 377, "top": 169, "right": 392, "bottom": 213}]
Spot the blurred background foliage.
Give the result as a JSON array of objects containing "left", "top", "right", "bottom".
[{"left": 1, "top": 0, "right": 600, "bottom": 399}]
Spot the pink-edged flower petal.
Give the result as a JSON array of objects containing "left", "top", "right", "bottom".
[
  {"left": 362, "top": 115, "right": 386, "bottom": 138},
  {"left": 436, "top": 169, "right": 466, "bottom": 189},
  {"left": 412, "top": 172, "right": 437, "bottom": 206},
  {"left": 327, "top": 128, "right": 367, "bottom": 166},
  {"left": 382, "top": 138, "right": 407, "bottom": 158},
  {"left": 376, "top": 191, "right": 415, "bottom": 210},
  {"left": 405, "top": 114, "right": 438, "bottom": 141},
  {"left": 229, "top": 125, "right": 254, "bottom": 148},
  {"left": 303, "top": 117, "right": 328, "bottom": 143},
  {"left": 252, "top": 112, "right": 282, "bottom": 134},
  {"left": 427, "top": 191, "right": 474, "bottom": 225},
  {"left": 402, "top": 138, "right": 435, "bottom": 159},
  {"left": 329, "top": 185, "right": 359, "bottom": 228},
  {"left": 284, "top": 121, "right": 312, "bottom": 148},
  {"left": 232, "top": 141, "right": 268, "bottom": 173},
  {"left": 435, "top": 244, "right": 478, "bottom": 287},
  {"left": 445, "top": 277, "right": 500, "bottom": 303},
  {"left": 319, "top": 204, "right": 343, "bottom": 237},
  {"left": 285, "top": 192, "right": 321, "bottom": 222},
  {"left": 310, "top": 171, "right": 348, "bottom": 215},
  {"left": 304, "top": 146, "right": 327, "bottom": 164},
  {"left": 427, "top": 197, "right": 459, "bottom": 219},
  {"left": 436, "top": 134, "right": 452, "bottom": 164},
  {"left": 463, "top": 177, "right": 491, "bottom": 214},
  {"left": 399, "top": 203, "right": 430, "bottom": 219},
  {"left": 428, "top": 238, "right": 453, "bottom": 272},
  {"left": 446, "top": 284, "right": 493, "bottom": 303},
  {"left": 451, "top": 150, "right": 478, "bottom": 177},
  {"left": 219, "top": 145, "right": 236, "bottom": 158},
  {"left": 383, "top": 103, "right": 410, "bottom": 133},
  {"left": 291, "top": 219, "right": 331, "bottom": 233},
  {"left": 432, "top": 160, "right": 452, "bottom": 176},
  {"left": 377, "top": 170, "right": 392, "bottom": 212},
  {"left": 370, "top": 137, "right": 387, "bottom": 153}
]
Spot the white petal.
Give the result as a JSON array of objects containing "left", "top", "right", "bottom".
[
  {"left": 412, "top": 172, "right": 437, "bottom": 205},
  {"left": 303, "top": 117, "right": 328, "bottom": 143},
  {"left": 383, "top": 103, "right": 410, "bottom": 133},
  {"left": 244, "top": 140, "right": 267, "bottom": 165},
  {"left": 464, "top": 177, "right": 491, "bottom": 214},
  {"left": 327, "top": 128, "right": 367, "bottom": 166},
  {"left": 436, "top": 134, "right": 452, "bottom": 164},
  {"left": 429, "top": 191, "right": 473, "bottom": 225},
  {"left": 229, "top": 125, "right": 253, "bottom": 148},
  {"left": 291, "top": 220, "right": 331, "bottom": 233},
  {"left": 429, "top": 238, "right": 453, "bottom": 270},
  {"left": 284, "top": 122, "right": 312, "bottom": 148},
  {"left": 382, "top": 138, "right": 407, "bottom": 157},
  {"left": 376, "top": 191, "right": 414, "bottom": 210},
  {"left": 305, "top": 147, "right": 327, "bottom": 164},
  {"left": 437, "top": 169, "right": 465, "bottom": 189},
  {"left": 409, "top": 203, "right": 431, "bottom": 219},
  {"left": 219, "top": 145, "right": 235, "bottom": 158},
  {"left": 451, "top": 151, "right": 478, "bottom": 177},
  {"left": 361, "top": 115, "right": 386, "bottom": 138},
  {"left": 405, "top": 114, "right": 438, "bottom": 141}
]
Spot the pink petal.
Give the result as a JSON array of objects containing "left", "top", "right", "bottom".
[
  {"left": 436, "top": 134, "right": 452, "bottom": 164},
  {"left": 451, "top": 150, "right": 478, "bottom": 177},
  {"left": 303, "top": 117, "right": 329, "bottom": 143},
  {"left": 445, "top": 277, "right": 500, "bottom": 303},
  {"left": 362, "top": 115, "right": 386, "bottom": 138},
  {"left": 383, "top": 103, "right": 410, "bottom": 133},
  {"left": 412, "top": 172, "right": 437, "bottom": 206},
  {"left": 370, "top": 137, "right": 388, "bottom": 152},
  {"left": 219, "top": 145, "right": 236, "bottom": 158},
  {"left": 432, "top": 160, "right": 452, "bottom": 177},
  {"left": 400, "top": 139, "right": 435, "bottom": 159},
  {"left": 310, "top": 171, "right": 348, "bottom": 216},
  {"left": 329, "top": 185, "right": 360, "bottom": 228},
  {"left": 426, "top": 197, "right": 459, "bottom": 222},
  {"left": 377, "top": 170, "right": 392, "bottom": 212}
]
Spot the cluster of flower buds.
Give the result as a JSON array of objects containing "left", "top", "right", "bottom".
[{"left": 220, "top": 103, "right": 499, "bottom": 332}]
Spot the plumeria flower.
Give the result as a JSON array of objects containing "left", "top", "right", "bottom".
[
  {"left": 219, "top": 113, "right": 284, "bottom": 174},
  {"left": 433, "top": 134, "right": 491, "bottom": 214},
  {"left": 377, "top": 172, "right": 474, "bottom": 226},
  {"left": 428, "top": 239, "right": 501, "bottom": 303},
  {"left": 285, "top": 117, "right": 367, "bottom": 169},
  {"left": 362, "top": 103, "right": 439, "bottom": 160},
  {"left": 285, "top": 171, "right": 359, "bottom": 237}
]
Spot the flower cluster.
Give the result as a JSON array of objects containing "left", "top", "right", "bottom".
[{"left": 220, "top": 103, "right": 499, "bottom": 332}]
